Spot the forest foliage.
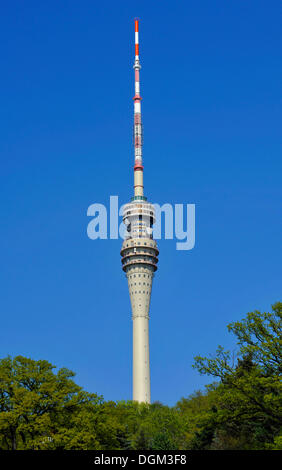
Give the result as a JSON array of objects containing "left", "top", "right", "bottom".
[{"left": 0, "top": 302, "right": 281, "bottom": 450}]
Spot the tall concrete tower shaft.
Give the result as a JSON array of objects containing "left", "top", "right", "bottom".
[{"left": 120, "top": 19, "right": 159, "bottom": 403}]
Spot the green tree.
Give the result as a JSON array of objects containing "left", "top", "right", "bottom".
[
  {"left": 0, "top": 355, "right": 102, "bottom": 449},
  {"left": 175, "top": 387, "right": 219, "bottom": 449},
  {"left": 150, "top": 430, "right": 177, "bottom": 450},
  {"left": 130, "top": 402, "right": 187, "bottom": 450},
  {"left": 192, "top": 302, "right": 282, "bottom": 449}
]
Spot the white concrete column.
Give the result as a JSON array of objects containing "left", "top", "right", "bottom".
[{"left": 132, "top": 316, "right": 151, "bottom": 403}]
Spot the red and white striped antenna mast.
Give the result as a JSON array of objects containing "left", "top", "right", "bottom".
[{"left": 133, "top": 18, "right": 144, "bottom": 197}]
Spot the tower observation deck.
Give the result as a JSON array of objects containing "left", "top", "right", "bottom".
[{"left": 120, "top": 19, "right": 159, "bottom": 403}]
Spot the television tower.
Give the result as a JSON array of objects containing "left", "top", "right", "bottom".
[{"left": 120, "top": 19, "right": 159, "bottom": 403}]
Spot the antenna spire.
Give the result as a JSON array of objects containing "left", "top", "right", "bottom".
[{"left": 133, "top": 19, "right": 144, "bottom": 197}]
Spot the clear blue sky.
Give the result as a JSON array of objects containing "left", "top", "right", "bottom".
[{"left": 0, "top": 1, "right": 281, "bottom": 405}]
